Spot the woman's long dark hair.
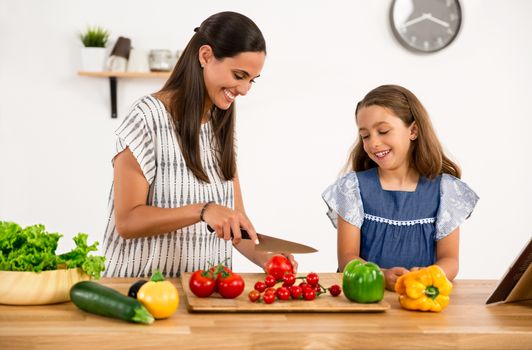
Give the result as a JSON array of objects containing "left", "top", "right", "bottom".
[
  {"left": 348, "top": 85, "right": 461, "bottom": 179},
  {"left": 158, "top": 11, "right": 266, "bottom": 182}
]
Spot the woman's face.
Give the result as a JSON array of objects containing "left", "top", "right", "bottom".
[
  {"left": 356, "top": 105, "right": 417, "bottom": 172},
  {"left": 199, "top": 46, "right": 265, "bottom": 111}
]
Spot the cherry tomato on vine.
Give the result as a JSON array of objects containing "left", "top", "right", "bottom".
[
  {"left": 306, "top": 273, "right": 319, "bottom": 286},
  {"left": 329, "top": 284, "right": 342, "bottom": 297},
  {"left": 254, "top": 281, "right": 267, "bottom": 293},
  {"left": 264, "top": 275, "right": 276, "bottom": 287},
  {"left": 283, "top": 273, "right": 296, "bottom": 286},
  {"left": 263, "top": 293, "right": 276, "bottom": 304},
  {"left": 314, "top": 284, "right": 323, "bottom": 294},
  {"left": 248, "top": 290, "right": 260, "bottom": 302},
  {"left": 264, "top": 287, "right": 276, "bottom": 295},
  {"left": 290, "top": 285, "right": 303, "bottom": 299},
  {"left": 276, "top": 287, "right": 290, "bottom": 301},
  {"left": 303, "top": 288, "right": 316, "bottom": 301}
]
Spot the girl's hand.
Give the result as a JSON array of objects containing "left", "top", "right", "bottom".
[
  {"left": 382, "top": 267, "right": 409, "bottom": 291},
  {"left": 202, "top": 204, "right": 259, "bottom": 245}
]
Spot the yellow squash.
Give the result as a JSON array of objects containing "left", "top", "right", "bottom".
[
  {"left": 137, "top": 271, "right": 179, "bottom": 319},
  {"left": 394, "top": 265, "right": 452, "bottom": 312}
]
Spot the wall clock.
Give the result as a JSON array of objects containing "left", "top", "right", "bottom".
[{"left": 390, "top": 0, "right": 462, "bottom": 53}]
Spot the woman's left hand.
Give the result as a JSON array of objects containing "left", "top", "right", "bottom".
[{"left": 261, "top": 253, "right": 298, "bottom": 274}]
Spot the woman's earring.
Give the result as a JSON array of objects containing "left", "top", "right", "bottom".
[{"left": 201, "top": 63, "right": 204, "bottom": 68}]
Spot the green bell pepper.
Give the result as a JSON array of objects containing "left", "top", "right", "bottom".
[{"left": 342, "top": 259, "right": 385, "bottom": 303}]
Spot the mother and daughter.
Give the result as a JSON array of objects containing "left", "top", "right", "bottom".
[{"left": 102, "top": 11, "right": 478, "bottom": 290}]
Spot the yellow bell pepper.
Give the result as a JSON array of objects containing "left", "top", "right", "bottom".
[
  {"left": 394, "top": 265, "right": 452, "bottom": 312},
  {"left": 137, "top": 271, "right": 179, "bottom": 319}
]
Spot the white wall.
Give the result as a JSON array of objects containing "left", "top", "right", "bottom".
[{"left": 1, "top": 0, "right": 531, "bottom": 279}]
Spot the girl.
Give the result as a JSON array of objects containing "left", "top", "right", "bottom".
[
  {"left": 102, "top": 12, "right": 297, "bottom": 277},
  {"left": 322, "top": 85, "right": 478, "bottom": 290}
]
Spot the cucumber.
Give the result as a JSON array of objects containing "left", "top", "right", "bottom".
[{"left": 70, "top": 281, "right": 154, "bottom": 324}]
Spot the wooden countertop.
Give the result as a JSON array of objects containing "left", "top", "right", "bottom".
[{"left": 0, "top": 276, "right": 531, "bottom": 350}]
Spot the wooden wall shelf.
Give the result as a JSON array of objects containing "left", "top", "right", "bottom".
[{"left": 78, "top": 71, "right": 171, "bottom": 118}]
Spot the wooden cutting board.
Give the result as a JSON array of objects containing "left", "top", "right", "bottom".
[{"left": 180, "top": 272, "right": 390, "bottom": 313}]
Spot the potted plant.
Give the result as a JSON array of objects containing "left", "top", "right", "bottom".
[{"left": 79, "top": 26, "right": 110, "bottom": 72}]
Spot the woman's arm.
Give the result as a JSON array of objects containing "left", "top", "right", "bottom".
[
  {"left": 113, "top": 148, "right": 256, "bottom": 241},
  {"left": 232, "top": 172, "right": 298, "bottom": 271},
  {"left": 435, "top": 227, "right": 460, "bottom": 280}
]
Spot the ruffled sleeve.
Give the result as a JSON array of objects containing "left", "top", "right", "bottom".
[
  {"left": 321, "top": 172, "right": 364, "bottom": 229},
  {"left": 435, "top": 174, "right": 479, "bottom": 240},
  {"left": 114, "top": 97, "right": 157, "bottom": 185}
]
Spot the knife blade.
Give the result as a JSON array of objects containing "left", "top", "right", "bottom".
[{"left": 206, "top": 226, "right": 317, "bottom": 254}]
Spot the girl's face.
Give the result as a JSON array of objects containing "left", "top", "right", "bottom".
[
  {"left": 356, "top": 105, "right": 418, "bottom": 172},
  {"left": 199, "top": 46, "right": 265, "bottom": 111}
]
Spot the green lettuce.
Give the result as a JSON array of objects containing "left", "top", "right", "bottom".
[{"left": 0, "top": 221, "right": 105, "bottom": 279}]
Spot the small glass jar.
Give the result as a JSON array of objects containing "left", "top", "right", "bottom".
[{"left": 149, "top": 49, "right": 173, "bottom": 72}]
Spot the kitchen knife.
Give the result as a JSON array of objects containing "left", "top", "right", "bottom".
[{"left": 206, "top": 226, "right": 317, "bottom": 254}]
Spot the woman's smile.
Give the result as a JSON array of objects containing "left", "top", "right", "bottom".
[{"left": 223, "top": 89, "right": 236, "bottom": 103}]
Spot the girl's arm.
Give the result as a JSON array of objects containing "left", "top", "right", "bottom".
[
  {"left": 232, "top": 172, "right": 298, "bottom": 271},
  {"left": 338, "top": 217, "right": 408, "bottom": 290},
  {"left": 337, "top": 216, "right": 363, "bottom": 271},
  {"left": 113, "top": 148, "right": 257, "bottom": 242},
  {"left": 434, "top": 227, "right": 460, "bottom": 280}
]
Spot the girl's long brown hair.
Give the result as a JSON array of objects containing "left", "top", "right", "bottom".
[
  {"left": 157, "top": 12, "right": 266, "bottom": 182},
  {"left": 348, "top": 84, "right": 461, "bottom": 179}
]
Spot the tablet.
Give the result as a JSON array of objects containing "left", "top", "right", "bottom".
[{"left": 486, "top": 237, "right": 532, "bottom": 304}]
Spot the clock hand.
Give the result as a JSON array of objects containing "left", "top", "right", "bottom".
[
  {"left": 426, "top": 14, "right": 450, "bottom": 27},
  {"left": 401, "top": 13, "right": 430, "bottom": 29}
]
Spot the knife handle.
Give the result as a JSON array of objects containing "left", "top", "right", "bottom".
[{"left": 206, "top": 225, "right": 251, "bottom": 240}]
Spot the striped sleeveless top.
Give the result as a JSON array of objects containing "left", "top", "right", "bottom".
[{"left": 102, "top": 95, "right": 233, "bottom": 277}]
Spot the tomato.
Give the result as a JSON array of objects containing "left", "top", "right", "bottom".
[
  {"left": 263, "top": 292, "right": 275, "bottom": 304},
  {"left": 217, "top": 272, "right": 245, "bottom": 299},
  {"left": 264, "top": 255, "right": 294, "bottom": 281},
  {"left": 264, "top": 275, "right": 276, "bottom": 288},
  {"left": 290, "top": 285, "right": 303, "bottom": 299},
  {"left": 283, "top": 273, "right": 296, "bottom": 286},
  {"left": 303, "top": 288, "right": 316, "bottom": 301},
  {"left": 248, "top": 290, "right": 260, "bottom": 302},
  {"left": 314, "top": 284, "right": 323, "bottom": 294},
  {"left": 299, "top": 282, "right": 309, "bottom": 290},
  {"left": 189, "top": 270, "right": 216, "bottom": 298},
  {"left": 306, "top": 273, "right": 319, "bottom": 286},
  {"left": 254, "top": 281, "right": 267, "bottom": 293},
  {"left": 209, "top": 265, "right": 232, "bottom": 292},
  {"left": 329, "top": 284, "right": 341, "bottom": 297},
  {"left": 276, "top": 287, "right": 290, "bottom": 301},
  {"left": 264, "top": 287, "right": 277, "bottom": 295}
]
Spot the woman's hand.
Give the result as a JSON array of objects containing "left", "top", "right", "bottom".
[
  {"left": 260, "top": 253, "right": 298, "bottom": 274},
  {"left": 202, "top": 203, "right": 259, "bottom": 245},
  {"left": 382, "top": 267, "right": 409, "bottom": 291}
]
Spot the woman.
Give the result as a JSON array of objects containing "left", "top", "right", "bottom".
[{"left": 102, "top": 11, "right": 297, "bottom": 277}]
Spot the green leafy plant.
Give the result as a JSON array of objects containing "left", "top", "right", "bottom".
[
  {"left": 80, "top": 26, "right": 109, "bottom": 48},
  {"left": 0, "top": 221, "right": 106, "bottom": 279}
]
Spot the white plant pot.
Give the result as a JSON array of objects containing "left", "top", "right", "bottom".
[{"left": 80, "top": 47, "right": 106, "bottom": 72}]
